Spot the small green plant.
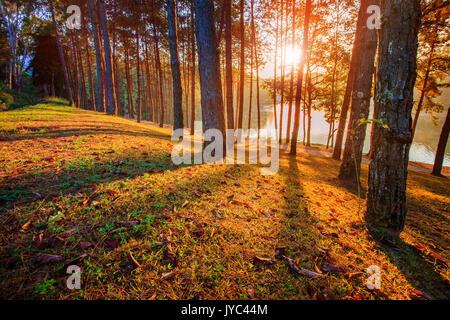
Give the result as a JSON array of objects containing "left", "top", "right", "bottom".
[{"left": 34, "top": 279, "right": 56, "bottom": 298}]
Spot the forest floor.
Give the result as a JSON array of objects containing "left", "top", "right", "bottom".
[{"left": 0, "top": 100, "right": 449, "bottom": 300}]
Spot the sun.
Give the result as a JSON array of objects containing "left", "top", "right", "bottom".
[{"left": 285, "top": 46, "right": 301, "bottom": 65}]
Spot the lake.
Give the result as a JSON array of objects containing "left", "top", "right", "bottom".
[{"left": 247, "top": 104, "right": 450, "bottom": 166}]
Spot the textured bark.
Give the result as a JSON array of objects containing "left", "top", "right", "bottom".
[
  {"left": 273, "top": 8, "right": 279, "bottom": 134},
  {"left": 166, "top": 0, "right": 184, "bottom": 130},
  {"left": 237, "top": 0, "right": 245, "bottom": 133},
  {"left": 332, "top": 2, "right": 367, "bottom": 160},
  {"left": 87, "top": 0, "right": 103, "bottom": 112},
  {"left": 136, "top": 31, "right": 142, "bottom": 123},
  {"left": 153, "top": 25, "right": 165, "bottom": 127},
  {"left": 366, "top": 0, "right": 421, "bottom": 238},
  {"left": 279, "top": 1, "right": 286, "bottom": 143},
  {"left": 144, "top": 40, "right": 155, "bottom": 123},
  {"left": 286, "top": 0, "right": 296, "bottom": 144},
  {"left": 290, "top": 0, "right": 312, "bottom": 155},
  {"left": 190, "top": 1, "right": 196, "bottom": 135},
  {"left": 124, "top": 44, "right": 134, "bottom": 119},
  {"left": 412, "top": 13, "right": 439, "bottom": 140},
  {"left": 86, "top": 43, "right": 96, "bottom": 111},
  {"left": 76, "top": 37, "right": 88, "bottom": 109},
  {"left": 98, "top": 0, "right": 116, "bottom": 115},
  {"left": 224, "top": 0, "right": 233, "bottom": 130},
  {"left": 432, "top": 107, "right": 450, "bottom": 176},
  {"left": 193, "top": 0, "right": 226, "bottom": 145},
  {"left": 70, "top": 34, "right": 80, "bottom": 107},
  {"left": 339, "top": 0, "right": 378, "bottom": 183},
  {"left": 50, "top": 0, "right": 72, "bottom": 105},
  {"left": 248, "top": 0, "right": 256, "bottom": 131}
]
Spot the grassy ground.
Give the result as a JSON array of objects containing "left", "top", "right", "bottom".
[{"left": 0, "top": 101, "right": 448, "bottom": 300}]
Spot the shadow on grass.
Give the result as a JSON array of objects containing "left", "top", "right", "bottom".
[
  {"left": 367, "top": 228, "right": 450, "bottom": 300},
  {"left": 0, "top": 148, "right": 181, "bottom": 212},
  {"left": 273, "top": 152, "right": 326, "bottom": 299}
]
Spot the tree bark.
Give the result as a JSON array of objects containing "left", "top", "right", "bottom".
[
  {"left": 366, "top": 0, "right": 421, "bottom": 238},
  {"left": 286, "top": 0, "right": 296, "bottom": 144},
  {"left": 70, "top": 34, "right": 80, "bottom": 107},
  {"left": 49, "top": 0, "right": 72, "bottom": 105},
  {"left": 432, "top": 107, "right": 450, "bottom": 176},
  {"left": 153, "top": 25, "right": 165, "bottom": 127},
  {"left": 411, "top": 13, "right": 439, "bottom": 140},
  {"left": 190, "top": 1, "right": 196, "bottom": 135},
  {"left": 193, "top": 0, "right": 226, "bottom": 147},
  {"left": 144, "top": 39, "right": 155, "bottom": 123},
  {"left": 332, "top": 2, "right": 366, "bottom": 160},
  {"left": 124, "top": 44, "right": 134, "bottom": 119},
  {"left": 87, "top": 0, "right": 103, "bottom": 112},
  {"left": 225, "top": 0, "right": 234, "bottom": 130},
  {"left": 339, "top": 0, "right": 378, "bottom": 183},
  {"left": 273, "top": 6, "right": 279, "bottom": 135},
  {"left": 290, "top": 0, "right": 312, "bottom": 155},
  {"left": 166, "top": 0, "right": 184, "bottom": 130},
  {"left": 237, "top": 0, "right": 245, "bottom": 135},
  {"left": 136, "top": 31, "right": 142, "bottom": 123},
  {"left": 86, "top": 42, "right": 96, "bottom": 111},
  {"left": 98, "top": 0, "right": 116, "bottom": 115}
]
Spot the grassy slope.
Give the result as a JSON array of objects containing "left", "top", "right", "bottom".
[{"left": 0, "top": 101, "right": 448, "bottom": 300}]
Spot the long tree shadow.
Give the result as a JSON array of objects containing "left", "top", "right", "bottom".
[
  {"left": 0, "top": 146, "right": 195, "bottom": 213},
  {"left": 0, "top": 124, "right": 171, "bottom": 142},
  {"left": 273, "top": 152, "right": 330, "bottom": 299},
  {"left": 367, "top": 228, "right": 450, "bottom": 299},
  {"left": 0, "top": 161, "right": 255, "bottom": 299}
]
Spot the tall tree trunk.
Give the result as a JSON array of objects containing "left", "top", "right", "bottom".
[
  {"left": 366, "top": 0, "right": 421, "bottom": 239},
  {"left": 124, "top": 44, "right": 134, "bottom": 119},
  {"left": 76, "top": 37, "right": 88, "bottom": 109},
  {"left": 193, "top": 0, "right": 226, "bottom": 148},
  {"left": 87, "top": 0, "right": 103, "bottom": 112},
  {"left": 307, "top": 68, "right": 312, "bottom": 146},
  {"left": 432, "top": 107, "right": 450, "bottom": 176},
  {"left": 136, "top": 31, "right": 142, "bottom": 123},
  {"left": 411, "top": 13, "right": 440, "bottom": 140},
  {"left": 144, "top": 40, "right": 155, "bottom": 123},
  {"left": 98, "top": 0, "right": 116, "bottom": 115},
  {"left": 339, "top": 0, "right": 378, "bottom": 183},
  {"left": 273, "top": 6, "right": 279, "bottom": 136},
  {"left": 286, "top": 0, "right": 296, "bottom": 144},
  {"left": 70, "top": 34, "right": 80, "bottom": 107},
  {"left": 279, "top": 0, "right": 286, "bottom": 143},
  {"left": 248, "top": 0, "right": 255, "bottom": 131},
  {"left": 166, "top": 0, "right": 184, "bottom": 130},
  {"left": 332, "top": 2, "right": 367, "bottom": 160},
  {"left": 237, "top": 0, "right": 245, "bottom": 136},
  {"left": 49, "top": 0, "right": 72, "bottom": 105},
  {"left": 225, "top": 0, "right": 234, "bottom": 131},
  {"left": 153, "top": 25, "right": 165, "bottom": 127},
  {"left": 190, "top": 1, "right": 196, "bottom": 135},
  {"left": 290, "top": 0, "right": 312, "bottom": 155},
  {"left": 86, "top": 42, "right": 96, "bottom": 111}
]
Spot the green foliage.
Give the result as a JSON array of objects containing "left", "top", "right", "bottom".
[{"left": 34, "top": 279, "right": 56, "bottom": 298}]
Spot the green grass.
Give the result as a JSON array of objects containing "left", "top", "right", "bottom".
[{"left": 0, "top": 102, "right": 448, "bottom": 300}]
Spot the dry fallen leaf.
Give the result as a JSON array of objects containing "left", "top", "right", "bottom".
[
  {"left": 283, "top": 256, "right": 324, "bottom": 278},
  {"left": 253, "top": 256, "right": 276, "bottom": 265},
  {"left": 34, "top": 254, "right": 63, "bottom": 264},
  {"left": 80, "top": 241, "right": 93, "bottom": 250},
  {"left": 161, "top": 271, "right": 177, "bottom": 281}
]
